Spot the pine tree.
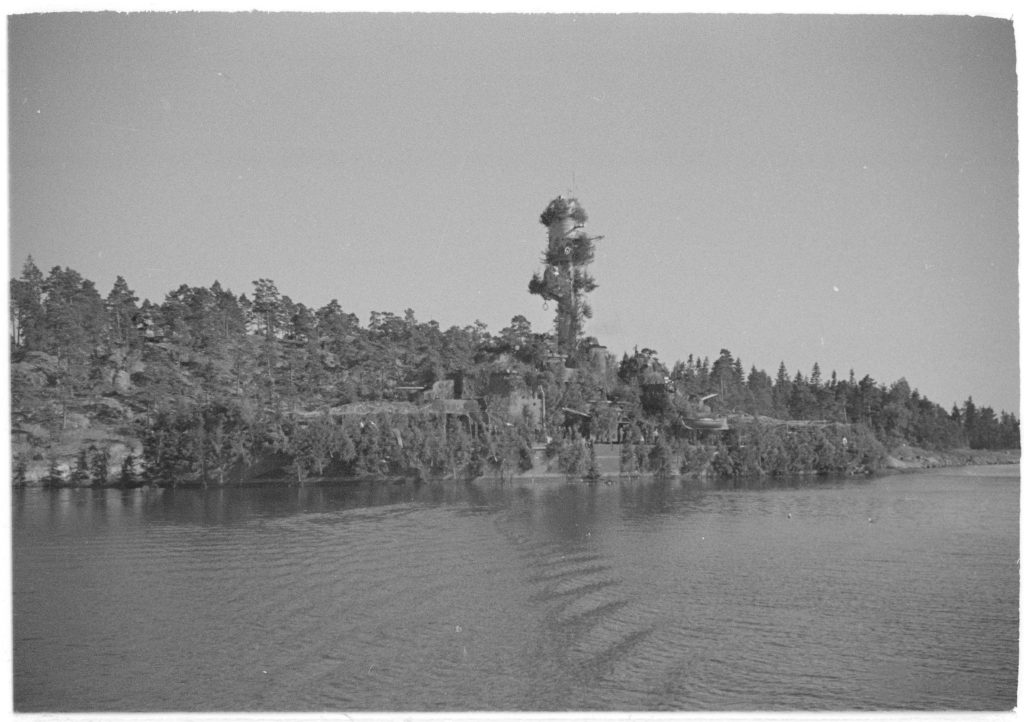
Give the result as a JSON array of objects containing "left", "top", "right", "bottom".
[
  {"left": 70, "top": 448, "right": 91, "bottom": 486},
  {"left": 10, "top": 256, "right": 45, "bottom": 349},
  {"left": 13, "top": 455, "right": 28, "bottom": 486},
  {"left": 528, "top": 196, "right": 602, "bottom": 360},
  {"left": 773, "top": 362, "right": 792, "bottom": 418},
  {"left": 252, "top": 279, "right": 284, "bottom": 407},
  {"left": 40, "top": 266, "right": 108, "bottom": 428},
  {"left": 90, "top": 446, "right": 110, "bottom": 486},
  {"left": 120, "top": 454, "right": 137, "bottom": 486},
  {"left": 710, "top": 349, "right": 736, "bottom": 403},
  {"left": 106, "top": 276, "right": 140, "bottom": 350},
  {"left": 44, "top": 458, "right": 64, "bottom": 486}
]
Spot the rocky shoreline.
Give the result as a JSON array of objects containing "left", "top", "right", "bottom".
[{"left": 884, "top": 444, "right": 1020, "bottom": 471}]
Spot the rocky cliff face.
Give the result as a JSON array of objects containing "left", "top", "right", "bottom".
[{"left": 12, "top": 350, "right": 146, "bottom": 485}]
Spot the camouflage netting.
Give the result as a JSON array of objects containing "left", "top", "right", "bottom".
[{"left": 539, "top": 196, "right": 588, "bottom": 227}]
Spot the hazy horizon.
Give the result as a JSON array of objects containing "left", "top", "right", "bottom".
[{"left": 8, "top": 12, "right": 1019, "bottom": 416}]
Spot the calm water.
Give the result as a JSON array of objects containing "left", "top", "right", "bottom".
[{"left": 12, "top": 466, "right": 1019, "bottom": 712}]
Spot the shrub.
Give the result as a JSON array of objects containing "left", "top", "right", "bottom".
[
  {"left": 558, "top": 437, "right": 588, "bottom": 477},
  {"left": 647, "top": 435, "right": 674, "bottom": 478}
]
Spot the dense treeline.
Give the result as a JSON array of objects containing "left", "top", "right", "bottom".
[
  {"left": 616, "top": 346, "right": 1019, "bottom": 452},
  {"left": 9, "top": 258, "right": 546, "bottom": 484},
  {"left": 9, "top": 257, "right": 1019, "bottom": 485},
  {"left": 139, "top": 406, "right": 534, "bottom": 486},
  {"left": 606, "top": 420, "right": 889, "bottom": 480}
]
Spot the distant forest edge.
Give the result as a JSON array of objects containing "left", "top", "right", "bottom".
[{"left": 9, "top": 208, "right": 1020, "bottom": 486}]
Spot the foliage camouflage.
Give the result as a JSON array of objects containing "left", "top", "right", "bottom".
[{"left": 8, "top": 240, "right": 1018, "bottom": 485}]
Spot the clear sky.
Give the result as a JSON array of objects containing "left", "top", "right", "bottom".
[{"left": 8, "top": 11, "right": 1019, "bottom": 416}]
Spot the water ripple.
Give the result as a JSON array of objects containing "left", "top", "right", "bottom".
[{"left": 12, "top": 472, "right": 1020, "bottom": 712}]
